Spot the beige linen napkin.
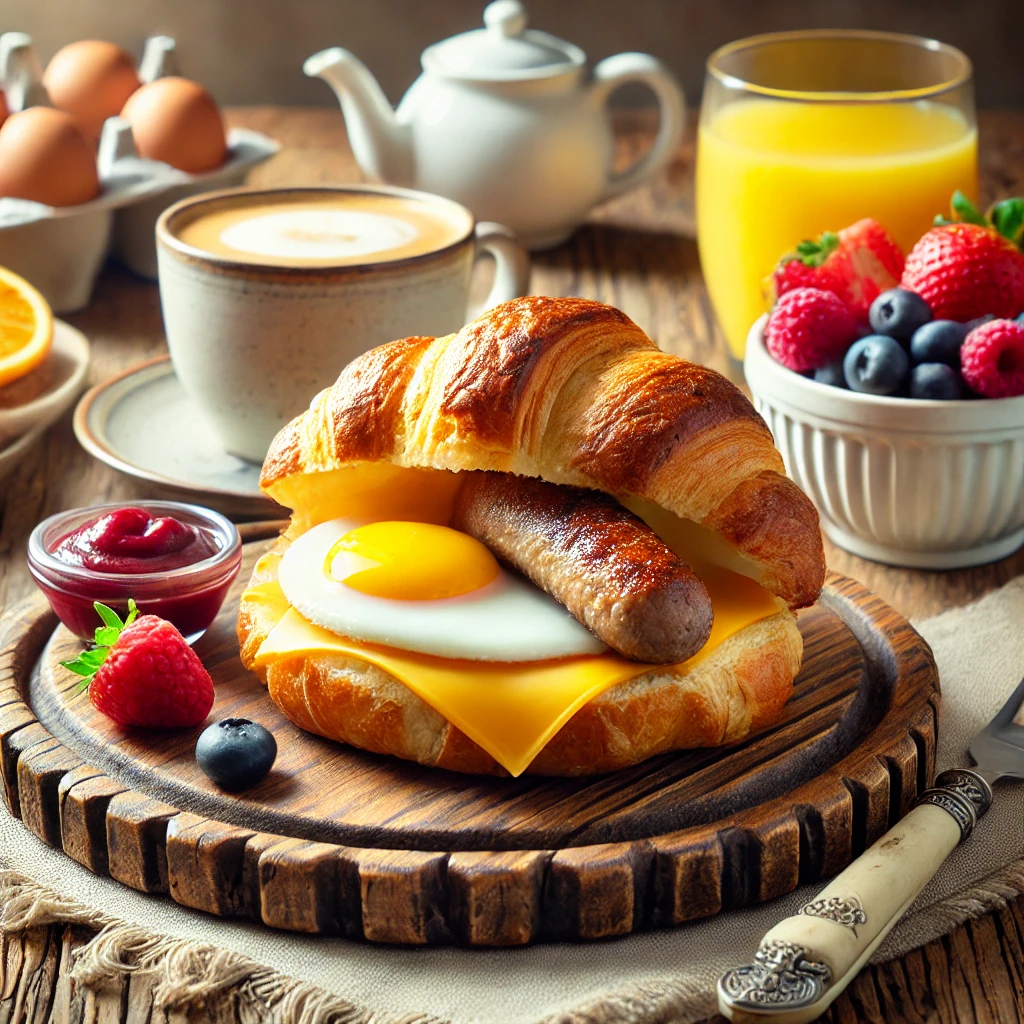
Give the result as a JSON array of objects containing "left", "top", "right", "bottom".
[{"left": 3, "top": 578, "right": 1024, "bottom": 1024}]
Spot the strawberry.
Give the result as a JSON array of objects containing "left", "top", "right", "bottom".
[
  {"left": 770, "top": 218, "right": 904, "bottom": 324},
  {"left": 62, "top": 600, "right": 214, "bottom": 729},
  {"left": 901, "top": 192, "right": 1024, "bottom": 322},
  {"left": 837, "top": 218, "right": 906, "bottom": 318}
]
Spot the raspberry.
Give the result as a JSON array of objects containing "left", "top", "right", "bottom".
[
  {"left": 773, "top": 255, "right": 849, "bottom": 302},
  {"left": 62, "top": 601, "right": 214, "bottom": 729},
  {"left": 961, "top": 320, "right": 1024, "bottom": 398},
  {"left": 764, "top": 288, "right": 858, "bottom": 372}
]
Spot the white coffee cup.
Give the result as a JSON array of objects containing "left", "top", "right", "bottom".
[{"left": 156, "top": 185, "right": 530, "bottom": 463}]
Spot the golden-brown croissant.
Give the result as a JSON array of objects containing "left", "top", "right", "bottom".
[{"left": 238, "top": 296, "right": 824, "bottom": 776}]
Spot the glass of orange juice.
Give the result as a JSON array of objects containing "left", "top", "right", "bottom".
[{"left": 696, "top": 30, "right": 977, "bottom": 361}]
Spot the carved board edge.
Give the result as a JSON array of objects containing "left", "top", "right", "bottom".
[
  {"left": 820, "top": 572, "right": 940, "bottom": 707},
  {"left": 0, "top": 565, "right": 943, "bottom": 945}
]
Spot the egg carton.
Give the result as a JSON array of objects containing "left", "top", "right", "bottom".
[{"left": 0, "top": 33, "right": 279, "bottom": 311}]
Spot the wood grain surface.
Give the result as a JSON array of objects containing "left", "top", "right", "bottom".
[
  {"left": 2, "top": 525, "right": 939, "bottom": 943},
  {"left": 1, "top": 107, "right": 1024, "bottom": 1019}
]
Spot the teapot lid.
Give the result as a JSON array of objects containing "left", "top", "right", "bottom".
[{"left": 422, "top": 0, "right": 584, "bottom": 80}]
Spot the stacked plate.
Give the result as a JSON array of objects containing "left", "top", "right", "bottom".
[{"left": 0, "top": 319, "right": 91, "bottom": 482}]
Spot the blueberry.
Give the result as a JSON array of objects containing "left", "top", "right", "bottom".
[
  {"left": 196, "top": 718, "right": 277, "bottom": 791},
  {"left": 1017, "top": 312, "right": 1024, "bottom": 327},
  {"left": 909, "top": 363, "right": 964, "bottom": 400},
  {"left": 813, "top": 359, "right": 848, "bottom": 388},
  {"left": 843, "top": 335, "right": 910, "bottom": 395},
  {"left": 868, "top": 288, "right": 932, "bottom": 339},
  {"left": 909, "top": 320, "right": 967, "bottom": 367}
]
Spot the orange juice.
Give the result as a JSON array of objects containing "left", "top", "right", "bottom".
[{"left": 696, "top": 99, "right": 978, "bottom": 357}]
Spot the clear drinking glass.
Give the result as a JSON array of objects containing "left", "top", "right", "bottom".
[{"left": 696, "top": 30, "right": 977, "bottom": 361}]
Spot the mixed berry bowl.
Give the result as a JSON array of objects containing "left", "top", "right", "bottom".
[{"left": 746, "top": 316, "right": 1024, "bottom": 569}]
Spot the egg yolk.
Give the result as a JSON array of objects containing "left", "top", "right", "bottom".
[{"left": 323, "top": 521, "right": 500, "bottom": 600}]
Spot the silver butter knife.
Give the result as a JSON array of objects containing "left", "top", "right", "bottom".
[{"left": 717, "top": 675, "right": 1024, "bottom": 1024}]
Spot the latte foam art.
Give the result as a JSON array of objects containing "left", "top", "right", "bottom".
[
  {"left": 219, "top": 209, "right": 421, "bottom": 261},
  {"left": 173, "top": 190, "right": 472, "bottom": 267}
]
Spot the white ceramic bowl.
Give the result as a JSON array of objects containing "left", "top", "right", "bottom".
[{"left": 744, "top": 316, "right": 1024, "bottom": 569}]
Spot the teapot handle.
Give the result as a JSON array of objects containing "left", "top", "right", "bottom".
[{"left": 591, "top": 53, "right": 686, "bottom": 202}]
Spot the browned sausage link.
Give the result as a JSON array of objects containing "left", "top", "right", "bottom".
[{"left": 452, "top": 471, "right": 713, "bottom": 664}]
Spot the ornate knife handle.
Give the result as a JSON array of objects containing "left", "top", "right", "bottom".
[{"left": 718, "top": 769, "right": 992, "bottom": 1023}]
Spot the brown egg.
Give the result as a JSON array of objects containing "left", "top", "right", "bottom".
[
  {"left": 44, "top": 40, "right": 140, "bottom": 142},
  {"left": 0, "top": 107, "right": 100, "bottom": 206},
  {"left": 121, "top": 77, "right": 227, "bottom": 174}
]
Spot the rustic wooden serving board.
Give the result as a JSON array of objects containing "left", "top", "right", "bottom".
[{"left": 0, "top": 524, "right": 939, "bottom": 947}]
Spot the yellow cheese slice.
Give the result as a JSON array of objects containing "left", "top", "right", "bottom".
[{"left": 247, "top": 567, "right": 783, "bottom": 777}]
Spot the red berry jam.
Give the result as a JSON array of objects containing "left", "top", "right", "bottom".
[
  {"left": 51, "top": 507, "right": 221, "bottom": 574},
  {"left": 28, "top": 502, "right": 242, "bottom": 641}
]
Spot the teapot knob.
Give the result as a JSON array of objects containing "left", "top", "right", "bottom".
[{"left": 483, "top": 0, "right": 527, "bottom": 37}]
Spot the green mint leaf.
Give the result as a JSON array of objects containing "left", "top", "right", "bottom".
[
  {"left": 77, "top": 649, "right": 108, "bottom": 669},
  {"left": 60, "top": 647, "right": 109, "bottom": 679},
  {"left": 61, "top": 658, "right": 97, "bottom": 677},
  {"left": 93, "top": 626, "right": 121, "bottom": 647},
  {"left": 61, "top": 596, "right": 138, "bottom": 700},
  {"left": 951, "top": 190, "right": 986, "bottom": 226},
  {"left": 94, "top": 602, "right": 124, "bottom": 631},
  {"left": 934, "top": 214, "right": 954, "bottom": 226},
  {"left": 990, "top": 198, "right": 1024, "bottom": 244}
]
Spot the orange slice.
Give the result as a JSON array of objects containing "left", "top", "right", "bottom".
[{"left": 0, "top": 266, "right": 53, "bottom": 389}]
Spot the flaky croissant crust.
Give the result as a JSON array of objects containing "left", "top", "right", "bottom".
[{"left": 261, "top": 297, "right": 825, "bottom": 607}]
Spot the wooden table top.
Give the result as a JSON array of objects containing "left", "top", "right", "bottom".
[{"left": 2, "top": 107, "right": 1024, "bottom": 1024}]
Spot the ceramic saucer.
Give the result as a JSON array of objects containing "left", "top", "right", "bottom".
[
  {"left": 0, "top": 319, "right": 91, "bottom": 442},
  {"left": 0, "top": 422, "right": 48, "bottom": 483},
  {"left": 73, "top": 356, "right": 281, "bottom": 518}
]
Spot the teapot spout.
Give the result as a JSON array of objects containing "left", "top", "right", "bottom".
[{"left": 304, "top": 47, "right": 413, "bottom": 187}]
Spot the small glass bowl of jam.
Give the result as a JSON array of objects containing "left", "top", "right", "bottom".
[{"left": 28, "top": 501, "right": 242, "bottom": 641}]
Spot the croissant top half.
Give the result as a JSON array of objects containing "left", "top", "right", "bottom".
[{"left": 261, "top": 296, "right": 825, "bottom": 608}]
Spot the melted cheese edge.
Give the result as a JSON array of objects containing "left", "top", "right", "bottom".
[{"left": 248, "top": 565, "right": 783, "bottom": 777}]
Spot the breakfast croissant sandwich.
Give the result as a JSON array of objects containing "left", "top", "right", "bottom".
[{"left": 238, "top": 296, "right": 825, "bottom": 777}]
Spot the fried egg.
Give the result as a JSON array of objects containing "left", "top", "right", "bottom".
[{"left": 278, "top": 518, "right": 607, "bottom": 662}]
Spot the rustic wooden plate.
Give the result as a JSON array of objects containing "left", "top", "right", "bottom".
[{"left": 0, "top": 524, "right": 939, "bottom": 947}]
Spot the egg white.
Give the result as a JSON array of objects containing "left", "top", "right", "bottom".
[{"left": 278, "top": 518, "right": 608, "bottom": 662}]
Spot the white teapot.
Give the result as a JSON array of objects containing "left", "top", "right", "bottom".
[{"left": 304, "top": 0, "right": 686, "bottom": 249}]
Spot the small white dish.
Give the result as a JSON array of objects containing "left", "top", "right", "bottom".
[
  {"left": 73, "top": 356, "right": 280, "bottom": 518},
  {"left": 0, "top": 319, "right": 90, "bottom": 442},
  {"left": 745, "top": 316, "right": 1024, "bottom": 569},
  {"left": 0, "top": 421, "right": 47, "bottom": 483}
]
